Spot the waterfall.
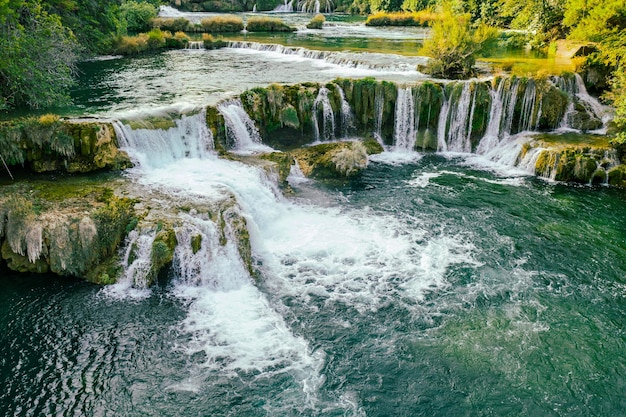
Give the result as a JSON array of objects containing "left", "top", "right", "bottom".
[
  {"left": 518, "top": 80, "right": 537, "bottom": 132},
  {"left": 225, "top": 41, "right": 423, "bottom": 73},
  {"left": 186, "top": 41, "right": 204, "bottom": 50},
  {"left": 374, "top": 85, "right": 384, "bottom": 138},
  {"left": 312, "top": 87, "right": 335, "bottom": 142},
  {"left": 218, "top": 99, "right": 272, "bottom": 154},
  {"left": 272, "top": 0, "right": 293, "bottom": 12},
  {"left": 393, "top": 87, "right": 416, "bottom": 151},
  {"left": 442, "top": 83, "right": 475, "bottom": 153},
  {"left": 113, "top": 110, "right": 214, "bottom": 169},
  {"left": 336, "top": 84, "right": 354, "bottom": 138},
  {"left": 436, "top": 92, "right": 450, "bottom": 152}
]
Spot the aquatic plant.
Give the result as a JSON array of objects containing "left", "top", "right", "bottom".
[
  {"left": 200, "top": 15, "right": 244, "bottom": 32},
  {"left": 365, "top": 10, "right": 440, "bottom": 26},
  {"left": 246, "top": 17, "right": 295, "bottom": 32},
  {"left": 306, "top": 14, "right": 325, "bottom": 29}
]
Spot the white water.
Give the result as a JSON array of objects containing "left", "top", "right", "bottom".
[
  {"left": 393, "top": 87, "right": 416, "bottom": 152},
  {"left": 226, "top": 41, "right": 427, "bottom": 74},
  {"left": 273, "top": 0, "right": 294, "bottom": 12},
  {"left": 108, "top": 110, "right": 479, "bottom": 409},
  {"left": 312, "top": 87, "right": 336, "bottom": 142},
  {"left": 218, "top": 99, "right": 274, "bottom": 154}
]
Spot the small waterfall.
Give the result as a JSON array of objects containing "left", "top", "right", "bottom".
[
  {"left": 113, "top": 110, "right": 214, "bottom": 169},
  {"left": 393, "top": 87, "right": 416, "bottom": 151},
  {"left": 553, "top": 73, "right": 608, "bottom": 131},
  {"left": 336, "top": 84, "right": 354, "bottom": 138},
  {"left": 312, "top": 87, "right": 335, "bottom": 142},
  {"left": 186, "top": 41, "right": 204, "bottom": 50},
  {"left": 374, "top": 85, "right": 384, "bottom": 138},
  {"left": 272, "top": 0, "right": 293, "bottom": 12},
  {"left": 218, "top": 99, "right": 270, "bottom": 153},
  {"left": 225, "top": 41, "right": 423, "bottom": 73},
  {"left": 518, "top": 80, "right": 537, "bottom": 132},
  {"left": 476, "top": 79, "right": 521, "bottom": 155},
  {"left": 501, "top": 78, "right": 521, "bottom": 136},
  {"left": 442, "top": 83, "right": 475, "bottom": 153},
  {"left": 298, "top": 0, "right": 333, "bottom": 13},
  {"left": 436, "top": 92, "right": 451, "bottom": 152},
  {"left": 253, "top": 4, "right": 257, "bottom": 12},
  {"left": 119, "top": 229, "right": 157, "bottom": 289}
]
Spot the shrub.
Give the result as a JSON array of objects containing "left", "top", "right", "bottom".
[
  {"left": 420, "top": 10, "right": 498, "bottom": 79},
  {"left": 114, "top": 33, "right": 149, "bottom": 55},
  {"left": 202, "top": 33, "right": 227, "bottom": 49},
  {"left": 365, "top": 10, "right": 441, "bottom": 27},
  {"left": 200, "top": 15, "right": 244, "bottom": 32},
  {"left": 306, "top": 14, "right": 325, "bottom": 29},
  {"left": 246, "top": 16, "right": 296, "bottom": 32},
  {"left": 332, "top": 142, "right": 368, "bottom": 176},
  {"left": 151, "top": 17, "right": 190, "bottom": 33},
  {"left": 165, "top": 31, "right": 190, "bottom": 48},
  {"left": 147, "top": 28, "right": 167, "bottom": 50},
  {"left": 120, "top": 1, "right": 157, "bottom": 33}
]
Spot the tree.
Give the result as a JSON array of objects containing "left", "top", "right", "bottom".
[
  {"left": 0, "top": 1, "right": 79, "bottom": 110},
  {"left": 119, "top": 0, "right": 157, "bottom": 33},
  {"left": 420, "top": 8, "right": 497, "bottom": 79}
]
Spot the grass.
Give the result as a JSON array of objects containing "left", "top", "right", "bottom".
[
  {"left": 200, "top": 15, "right": 244, "bottom": 33},
  {"left": 246, "top": 16, "right": 295, "bottom": 32},
  {"left": 365, "top": 10, "right": 441, "bottom": 27},
  {"left": 306, "top": 14, "right": 325, "bottom": 30}
]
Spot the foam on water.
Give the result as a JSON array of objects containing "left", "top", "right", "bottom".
[{"left": 369, "top": 150, "right": 423, "bottom": 165}]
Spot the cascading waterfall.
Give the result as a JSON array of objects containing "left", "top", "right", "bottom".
[
  {"left": 393, "top": 87, "right": 416, "bottom": 151},
  {"left": 185, "top": 41, "right": 204, "bottom": 50},
  {"left": 226, "top": 41, "right": 424, "bottom": 73},
  {"left": 273, "top": 0, "right": 294, "bottom": 12},
  {"left": 336, "top": 84, "right": 354, "bottom": 138},
  {"left": 518, "top": 79, "right": 538, "bottom": 132},
  {"left": 312, "top": 87, "right": 335, "bottom": 142},
  {"left": 218, "top": 99, "right": 272, "bottom": 153},
  {"left": 439, "top": 83, "right": 475, "bottom": 153},
  {"left": 113, "top": 110, "right": 214, "bottom": 169},
  {"left": 374, "top": 84, "right": 384, "bottom": 139}
]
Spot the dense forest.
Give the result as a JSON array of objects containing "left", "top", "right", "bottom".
[{"left": 0, "top": 0, "right": 624, "bottom": 140}]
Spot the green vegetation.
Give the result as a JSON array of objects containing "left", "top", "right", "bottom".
[
  {"left": 306, "top": 14, "right": 325, "bottom": 29},
  {"left": 365, "top": 10, "right": 440, "bottom": 26},
  {"left": 200, "top": 15, "right": 244, "bottom": 32},
  {"left": 419, "top": 9, "right": 498, "bottom": 79},
  {"left": 150, "top": 17, "right": 191, "bottom": 32},
  {"left": 120, "top": 1, "right": 157, "bottom": 33},
  {"left": 246, "top": 16, "right": 295, "bottom": 32}
]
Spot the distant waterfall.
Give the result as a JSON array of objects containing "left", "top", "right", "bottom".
[
  {"left": 312, "top": 87, "right": 336, "bottom": 142},
  {"left": 393, "top": 87, "right": 416, "bottom": 151},
  {"left": 113, "top": 110, "right": 214, "bottom": 169},
  {"left": 273, "top": 0, "right": 294, "bottom": 12},
  {"left": 218, "top": 99, "right": 271, "bottom": 153}
]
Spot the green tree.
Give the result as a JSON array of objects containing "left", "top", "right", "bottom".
[
  {"left": 420, "top": 8, "right": 498, "bottom": 79},
  {"left": 0, "top": 1, "right": 79, "bottom": 110},
  {"left": 499, "top": 0, "right": 566, "bottom": 47},
  {"left": 119, "top": 0, "right": 157, "bottom": 33}
]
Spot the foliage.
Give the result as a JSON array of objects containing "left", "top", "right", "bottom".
[
  {"left": 306, "top": 13, "right": 325, "bottom": 29},
  {"left": 151, "top": 17, "right": 190, "bottom": 32},
  {"left": 120, "top": 0, "right": 157, "bottom": 33},
  {"left": 365, "top": 10, "right": 439, "bottom": 26},
  {"left": 246, "top": 16, "right": 295, "bottom": 32},
  {"left": 498, "top": 0, "right": 565, "bottom": 48},
  {"left": 200, "top": 15, "right": 243, "bottom": 32},
  {"left": 0, "top": 1, "right": 79, "bottom": 110},
  {"left": 202, "top": 33, "right": 226, "bottom": 49},
  {"left": 332, "top": 141, "right": 369, "bottom": 176},
  {"left": 420, "top": 9, "right": 498, "bottom": 79},
  {"left": 606, "top": 66, "right": 626, "bottom": 158}
]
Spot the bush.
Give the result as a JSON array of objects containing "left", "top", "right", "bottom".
[
  {"left": 246, "top": 17, "right": 295, "bottom": 32},
  {"left": 306, "top": 14, "right": 325, "bottom": 29},
  {"left": 114, "top": 33, "right": 149, "bottom": 55},
  {"left": 202, "top": 33, "right": 227, "bottom": 49},
  {"left": 165, "top": 31, "right": 190, "bottom": 48},
  {"left": 200, "top": 15, "right": 244, "bottom": 32},
  {"left": 420, "top": 10, "right": 498, "bottom": 79},
  {"left": 120, "top": 1, "right": 157, "bottom": 33},
  {"left": 147, "top": 28, "right": 167, "bottom": 49},
  {"left": 151, "top": 17, "right": 190, "bottom": 33},
  {"left": 365, "top": 10, "right": 441, "bottom": 26}
]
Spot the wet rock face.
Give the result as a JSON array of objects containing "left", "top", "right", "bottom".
[
  {"left": 0, "top": 183, "right": 136, "bottom": 283},
  {"left": 0, "top": 117, "right": 131, "bottom": 175}
]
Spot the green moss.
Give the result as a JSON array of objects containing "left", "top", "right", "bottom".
[{"left": 191, "top": 234, "right": 202, "bottom": 254}]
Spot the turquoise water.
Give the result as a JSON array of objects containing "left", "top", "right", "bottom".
[{"left": 2, "top": 154, "right": 625, "bottom": 416}]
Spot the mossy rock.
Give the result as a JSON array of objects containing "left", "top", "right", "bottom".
[
  {"left": 608, "top": 165, "right": 626, "bottom": 187},
  {"left": 291, "top": 141, "right": 371, "bottom": 179}
]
